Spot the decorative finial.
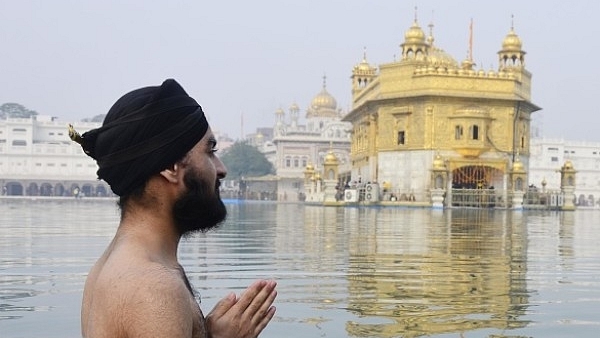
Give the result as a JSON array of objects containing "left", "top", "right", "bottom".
[
  {"left": 68, "top": 124, "right": 83, "bottom": 145},
  {"left": 468, "top": 18, "right": 474, "bottom": 62},
  {"left": 362, "top": 46, "right": 367, "bottom": 62},
  {"left": 414, "top": 6, "right": 418, "bottom": 23},
  {"left": 511, "top": 14, "right": 514, "bottom": 30},
  {"left": 427, "top": 20, "right": 435, "bottom": 46},
  {"left": 322, "top": 73, "right": 327, "bottom": 89}
]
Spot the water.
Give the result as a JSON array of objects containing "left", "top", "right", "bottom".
[{"left": 1, "top": 200, "right": 600, "bottom": 337}]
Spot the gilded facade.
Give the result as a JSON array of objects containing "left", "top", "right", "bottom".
[{"left": 343, "top": 19, "right": 540, "bottom": 204}]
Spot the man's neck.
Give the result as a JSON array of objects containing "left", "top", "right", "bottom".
[{"left": 118, "top": 201, "right": 181, "bottom": 264}]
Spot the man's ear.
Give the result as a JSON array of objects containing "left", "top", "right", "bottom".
[{"left": 159, "top": 163, "right": 181, "bottom": 183}]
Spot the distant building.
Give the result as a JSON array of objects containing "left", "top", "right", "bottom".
[
  {"left": 0, "top": 116, "right": 108, "bottom": 196},
  {"left": 529, "top": 138, "right": 600, "bottom": 207},
  {"left": 269, "top": 77, "right": 352, "bottom": 201}
]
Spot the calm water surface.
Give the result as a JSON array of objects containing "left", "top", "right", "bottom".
[{"left": 1, "top": 200, "right": 599, "bottom": 337}]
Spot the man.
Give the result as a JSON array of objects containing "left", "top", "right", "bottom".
[{"left": 70, "top": 79, "right": 277, "bottom": 338}]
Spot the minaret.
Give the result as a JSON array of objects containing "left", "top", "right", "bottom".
[
  {"left": 289, "top": 101, "right": 299, "bottom": 130},
  {"left": 351, "top": 47, "right": 377, "bottom": 97},
  {"left": 498, "top": 15, "right": 526, "bottom": 71},
  {"left": 400, "top": 7, "right": 428, "bottom": 61},
  {"left": 274, "top": 107, "right": 285, "bottom": 137}
]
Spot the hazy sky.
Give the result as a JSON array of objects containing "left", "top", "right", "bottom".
[{"left": 2, "top": 0, "right": 598, "bottom": 141}]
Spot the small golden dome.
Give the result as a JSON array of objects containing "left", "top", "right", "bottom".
[
  {"left": 563, "top": 160, "right": 574, "bottom": 170},
  {"left": 357, "top": 59, "right": 372, "bottom": 72},
  {"left": 512, "top": 158, "right": 524, "bottom": 171},
  {"left": 305, "top": 163, "right": 314, "bottom": 171},
  {"left": 432, "top": 154, "right": 445, "bottom": 170},
  {"left": 502, "top": 28, "right": 522, "bottom": 51},
  {"left": 404, "top": 21, "right": 426, "bottom": 44},
  {"left": 275, "top": 107, "right": 285, "bottom": 115},
  {"left": 427, "top": 47, "right": 458, "bottom": 69},
  {"left": 324, "top": 151, "right": 339, "bottom": 165},
  {"left": 289, "top": 102, "right": 299, "bottom": 111}
]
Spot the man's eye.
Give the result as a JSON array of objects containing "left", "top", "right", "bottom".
[{"left": 210, "top": 148, "right": 219, "bottom": 154}]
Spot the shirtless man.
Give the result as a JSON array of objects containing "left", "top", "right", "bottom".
[{"left": 71, "top": 79, "right": 277, "bottom": 337}]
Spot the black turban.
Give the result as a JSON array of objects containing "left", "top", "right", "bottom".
[{"left": 73, "top": 79, "right": 209, "bottom": 196}]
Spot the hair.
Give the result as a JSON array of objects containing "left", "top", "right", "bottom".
[{"left": 116, "top": 152, "right": 193, "bottom": 218}]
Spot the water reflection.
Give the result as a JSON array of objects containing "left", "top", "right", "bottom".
[
  {"left": 344, "top": 208, "right": 530, "bottom": 337},
  {"left": 2, "top": 201, "right": 600, "bottom": 337}
]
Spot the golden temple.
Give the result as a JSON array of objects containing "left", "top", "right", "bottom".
[{"left": 342, "top": 16, "right": 541, "bottom": 207}]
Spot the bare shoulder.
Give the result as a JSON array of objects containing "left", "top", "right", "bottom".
[
  {"left": 123, "top": 265, "right": 201, "bottom": 336},
  {"left": 83, "top": 256, "right": 205, "bottom": 338}
]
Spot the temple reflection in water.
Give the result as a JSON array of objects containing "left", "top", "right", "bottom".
[{"left": 301, "top": 207, "right": 530, "bottom": 337}]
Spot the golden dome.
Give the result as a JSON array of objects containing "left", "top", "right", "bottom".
[
  {"left": 357, "top": 58, "right": 372, "bottom": 71},
  {"left": 512, "top": 157, "right": 525, "bottom": 172},
  {"left": 289, "top": 102, "right": 299, "bottom": 111},
  {"left": 275, "top": 107, "right": 284, "bottom": 115},
  {"left": 324, "top": 151, "right": 339, "bottom": 165},
  {"left": 502, "top": 28, "right": 522, "bottom": 51},
  {"left": 305, "top": 163, "right": 314, "bottom": 171},
  {"left": 404, "top": 21, "right": 426, "bottom": 44},
  {"left": 432, "top": 154, "right": 445, "bottom": 170},
  {"left": 427, "top": 47, "right": 458, "bottom": 68},
  {"left": 311, "top": 87, "right": 337, "bottom": 110},
  {"left": 563, "top": 160, "right": 575, "bottom": 170}
]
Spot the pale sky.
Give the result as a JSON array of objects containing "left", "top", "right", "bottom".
[{"left": 1, "top": 0, "right": 598, "bottom": 141}]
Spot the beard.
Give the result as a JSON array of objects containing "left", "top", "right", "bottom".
[{"left": 172, "top": 168, "right": 227, "bottom": 236}]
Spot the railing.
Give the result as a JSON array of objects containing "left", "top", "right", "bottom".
[
  {"left": 522, "top": 189, "right": 566, "bottom": 209},
  {"left": 450, "top": 189, "right": 504, "bottom": 208}
]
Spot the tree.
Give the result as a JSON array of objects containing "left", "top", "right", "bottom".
[
  {"left": 0, "top": 103, "right": 38, "bottom": 119},
  {"left": 220, "top": 141, "right": 274, "bottom": 180}
]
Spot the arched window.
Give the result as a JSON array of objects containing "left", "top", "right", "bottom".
[
  {"left": 470, "top": 125, "right": 479, "bottom": 140},
  {"left": 454, "top": 125, "right": 463, "bottom": 140},
  {"left": 435, "top": 175, "right": 444, "bottom": 189},
  {"left": 515, "top": 177, "right": 523, "bottom": 191}
]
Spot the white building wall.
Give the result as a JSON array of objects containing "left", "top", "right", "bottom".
[
  {"left": 378, "top": 150, "right": 434, "bottom": 200},
  {"left": 529, "top": 138, "right": 600, "bottom": 207},
  {"left": 0, "top": 117, "right": 105, "bottom": 195}
]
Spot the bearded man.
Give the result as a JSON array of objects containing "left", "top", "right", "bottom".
[{"left": 70, "top": 79, "right": 277, "bottom": 338}]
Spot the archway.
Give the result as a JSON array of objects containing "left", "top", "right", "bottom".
[
  {"left": 81, "top": 184, "right": 94, "bottom": 197},
  {"left": 452, "top": 165, "right": 502, "bottom": 189},
  {"left": 451, "top": 165, "right": 503, "bottom": 208},
  {"left": 96, "top": 185, "right": 108, "bottom": 197},
  {"left": 54, "top": 183, "right": 65, "bottom": 196},
  {"left": 40, "top": 183, "right": 53, "bottom": 196},
  {"left": 27, "top": 182, "right": 39, "bottom": 196},
  {"left": 6, "top": 182, "right": 23, "bottom": 196}
]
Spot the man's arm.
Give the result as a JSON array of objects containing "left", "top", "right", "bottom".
[{"left": 125, "top": 273, "right": 198, "bottom": 338}]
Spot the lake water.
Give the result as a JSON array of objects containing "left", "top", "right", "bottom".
[{"left": 1, "top": 199, "right": 600, "bottom": 337}]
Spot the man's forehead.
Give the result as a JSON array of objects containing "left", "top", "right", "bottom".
[{"left": 199, "top": 127, "right": 215, "bottom": 144}]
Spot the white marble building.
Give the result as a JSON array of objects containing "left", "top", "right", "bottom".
[
  {"left": 0, "top": 116, "right": 108, "bottom": 196},
  {"left": 529, "top": 137, "right": 600, "bottom": 207},
  {"left": 269, "top": 78, "right": 352, "bottom": 201}
]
